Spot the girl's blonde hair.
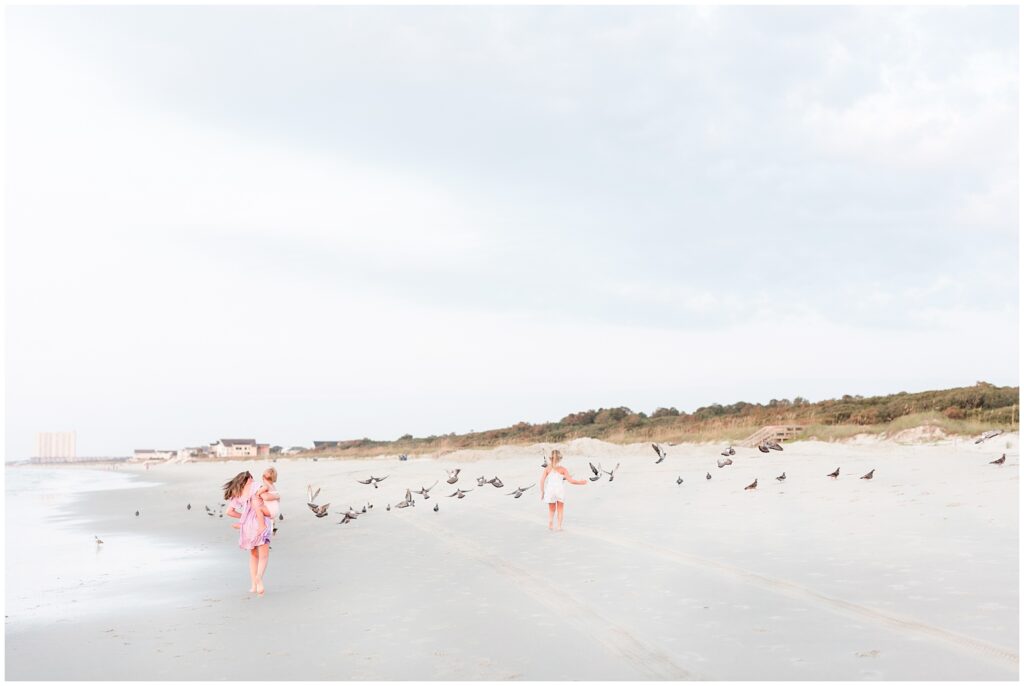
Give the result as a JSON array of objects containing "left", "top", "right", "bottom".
[
  {"left": 263, "top": 467, "right": 278, "bottom": 483},
  {"left": 222, "top": 471, "right": 252, "bottom": 500},
  {"left": 550, "top": 449, "right": 563, "bottom": 466}
]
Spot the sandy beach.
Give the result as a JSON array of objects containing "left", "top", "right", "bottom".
[{"left": 5, "top": 435, "right": 1019, "bottom": 680}]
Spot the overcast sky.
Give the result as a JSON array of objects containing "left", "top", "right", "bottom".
[{"left": 6, "top": 6, "right": 1019, "bottom": 458}]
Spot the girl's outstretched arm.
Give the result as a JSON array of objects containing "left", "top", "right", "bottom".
[
  {"left": 539, "top": 467, "right": 550, "bottom": 499},
  {"left": 561, "top": 467, "right": 587, "bottom": 485}
]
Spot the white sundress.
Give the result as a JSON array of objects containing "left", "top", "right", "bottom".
[{"left": 544, "top": 469, "right": 567, "bottom": 504}]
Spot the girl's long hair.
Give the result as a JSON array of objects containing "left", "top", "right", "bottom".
[
  {"left": 223, "top": 471, "right": 252, "bottom": 500},
  {"left": 550, "top": 449, "right": 563, "bottom": 466}
]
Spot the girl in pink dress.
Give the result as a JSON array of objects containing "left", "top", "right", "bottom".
[{"left": 223, "top": 471, "right": 274, "bottom": 596}]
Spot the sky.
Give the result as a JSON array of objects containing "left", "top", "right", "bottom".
[{"left": 5, "top": 5, "right": 1019, "bottom": 458}]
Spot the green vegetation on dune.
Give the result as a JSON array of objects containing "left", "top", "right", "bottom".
[{"left": 304, "top": 382, "right": 1018, "bottom": 458}]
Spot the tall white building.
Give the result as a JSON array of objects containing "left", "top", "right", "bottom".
[{"left": 34, "top": 432, "right": 77, "bottom": 461}]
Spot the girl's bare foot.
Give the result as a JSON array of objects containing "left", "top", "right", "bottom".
[
  {"left": 256, "top": 581, "right": 265, "bottom": 596},
  {"left": 249, "top": 585, "right": 256, "bottom": 593}
]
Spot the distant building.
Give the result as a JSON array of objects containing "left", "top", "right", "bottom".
[
  {"left": 256, "top": 443, "right": 270, "bottom": 457},
  {"left": 178, "top": 446, "right": 211, "bottom": 460},
  {"left": 133, "top": 449, "right": 176, "bottom": 461},
  {"left": 211, "top": 439, "right": 259, "bottom": 458},
  {"left": 34, "top": 432, "right": 77, "bottom": 462}
]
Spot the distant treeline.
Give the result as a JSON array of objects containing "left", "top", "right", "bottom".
[{"left": 305, "top": 382, "right": 1018, "bottom": 457}]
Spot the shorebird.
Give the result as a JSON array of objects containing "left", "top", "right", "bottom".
[
  {"left": 676, "top": 476, "right": 684, "bottom": 485},
  {"left": 507, "top": 485, "right": 535, "bottom": 498},
  {"left": 721, "top": 447, "right": 735, "bottom": 457},
  {"left": 433, "top": 503, "right": 439, "bottom": 512},
  {"left": 278, "top": 513, "right": 284, "bottom": 521},
  {"left": 307, "top": 485, "right": 321, "bottom": 504},
  {"left": 445, "top": 469, "right": 461, "bottom": 485},
  {"left": 652, "top": 444, "right": 667, "bottom": 464},
  {"left": 860, "top": 469, "right": 875, "bottom": 480},
  {"left": 589, "top": 474, "right": 602, "bottom": 482},
  {"left": 776, "top": 472, "right": 786, "bottom": 481},
  {"left": 589, "top": 462, "right": 600, "bottom": 477},
  {"left": 205, "top": 505, "right": 213, "bottom": 513},
  {"left": 744, "top": 479, "right": 758, "bottom": 491},
  {"left": 541, "top": 451, "right": 549, "bottom": 468},
  {"left": 386, "top": 504, "right": 391, "bottom": 511},
  {"left": 706, "top": 472, "right": 712, "bottom": 480},
  {"left": 766, "top": 440, "right": 783, "bottom": 451},
  {"left": 309, "top": 503, "right": 330, "bottom": 517},
  {"left": 975, "top": 429, "right": 1004, "bottom": 445},
  {"left": 757, "top": 443, "right": 770, "bottom": 454},
  {"left": 135, "top": 510, "right": 140, "bottom": 517},
  {"left": 447, "top": 488, "right": 473, "bottom": 499},
  {"left": 487, "top": 477, "right": 504, "bottom": 488},
  {"left": 339, "top": 513, "right": 357, "bottom": 524},
  {"left": 94, "top": 535, "right": 104, "bottom": 545},
  {"left": 601, "top": 463, "right": 620, "bottom": 482},
  {"left": 360, "top": 505, "right": 367, "bottom": 514},
  {"left": 717, "top": 458, "right": 733, "bottom": 468},
  {"left": 207, "top": 511, "right": 215, "bottom": 517},
  {"left": 476, "top": 476, "right": 488, "bottom": 487},
  {"left": 187, "top": 504, "right": 191, "bottom": 511},
  {"left": 395, "top": 499, "right": 414, "bottom": 509},
  {"left": 414, "top": 481, "right": 438, "bottom": 498},
  {"left": 990, "top": 454, "right": 1006, "bottom": 465},
  {"left": 827, "top": 467, "right": 840, "bottom": 479},
  {"left": 404, "top": 488, "right": 414, "bottom": 505}
]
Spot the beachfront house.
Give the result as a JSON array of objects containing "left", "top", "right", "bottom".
[
  {"left": 211, "top": 439, "right": 255, "bottom": 458},
  {"left": 210, "top": 439, "right": 271, "bottom": 459},
  {"left": 132, "top": 449, "right": 176, "bottom": 461}
]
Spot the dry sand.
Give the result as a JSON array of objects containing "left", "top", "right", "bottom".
[{"left": 5, "top": 435, "right": 1019, "bottom": 680}]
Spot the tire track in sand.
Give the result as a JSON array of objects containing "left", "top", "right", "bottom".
[
  {"left": 395, "top": 513, "right": 694, "bottom": 680},
  {"left": 479, "top": 503, "right": 1019, "bottom": 668}
]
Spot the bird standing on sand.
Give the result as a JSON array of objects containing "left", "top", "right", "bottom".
[
  {"left": 827, "top": 468, "right": 840, "bottom": 479},
  {"left": 386, "top": 504, "right": 391, "bottom": 511},
  {"left": 445, "top": 469, "right": 461, "bottom": 485},
  {"left": 187, "top": 504, "right": 191, "bottom": 511},
  {"left": 135, "top": 510, "right": 140, "bottom": 517},
  {"left": 990, "top": 454, "right": 1006, "bottom": 465},
  {"left": 776, "top": 472, "right": 786, "bottom": 481},
  {"left": 95, "top": 535, "right": 104, "bottom": 545},
  {"left": 652, "top": 444, "right": 667, "bottom": 464},
  {"left": 676, "top": 476, "right": 684, "bottom": 485},
  {"left": 541, "top": 451, "right": 549, "bottom": 468},
  {"left": 433, "top": 503, "right": 439, "bottom": 512},
  {"left": 860, "top": 469, "right": 875, "bottom": 480},
  {"left": 744, "top": 479, "right": 758, "bottom": 491},
  {"left": 507, "top": 485, "right": 535, "bottom": 498}
]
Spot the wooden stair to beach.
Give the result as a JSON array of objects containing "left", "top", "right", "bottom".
[{"left": 740, "top": 424, "right": 804, "bottom": 448}]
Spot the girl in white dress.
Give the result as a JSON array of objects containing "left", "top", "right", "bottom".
[{"left": 539, "top": 449, "right": 588, "bottom": 531}]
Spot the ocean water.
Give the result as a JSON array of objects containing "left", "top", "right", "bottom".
[{"left": 5, "top": 467, "right": 203, "bottom": 626}]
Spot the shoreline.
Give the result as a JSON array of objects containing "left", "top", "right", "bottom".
[{"left": 6, "top": 436, "right": 1019, "bottom": 680}]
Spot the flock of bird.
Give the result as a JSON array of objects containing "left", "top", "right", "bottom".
[{"left": 128, "top": 439, "right": 1012, "bottom": 529}]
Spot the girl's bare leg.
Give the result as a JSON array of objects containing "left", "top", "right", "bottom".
[
  {"left": 248, "top": 549, "right": 258, "bottom": 592},
  {"left": 255, "top": 543, "right": 270, "bottom": 595},
  {"left": 556, "top": 501, "right": 565, "bottom": 530},
  {"left": 547, "top": 503, "right": 556, "bottom": 530}
]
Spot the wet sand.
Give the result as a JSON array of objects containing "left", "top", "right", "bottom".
[{"left": 5, "top": 435, "right": 1019, "bottom": 680}]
